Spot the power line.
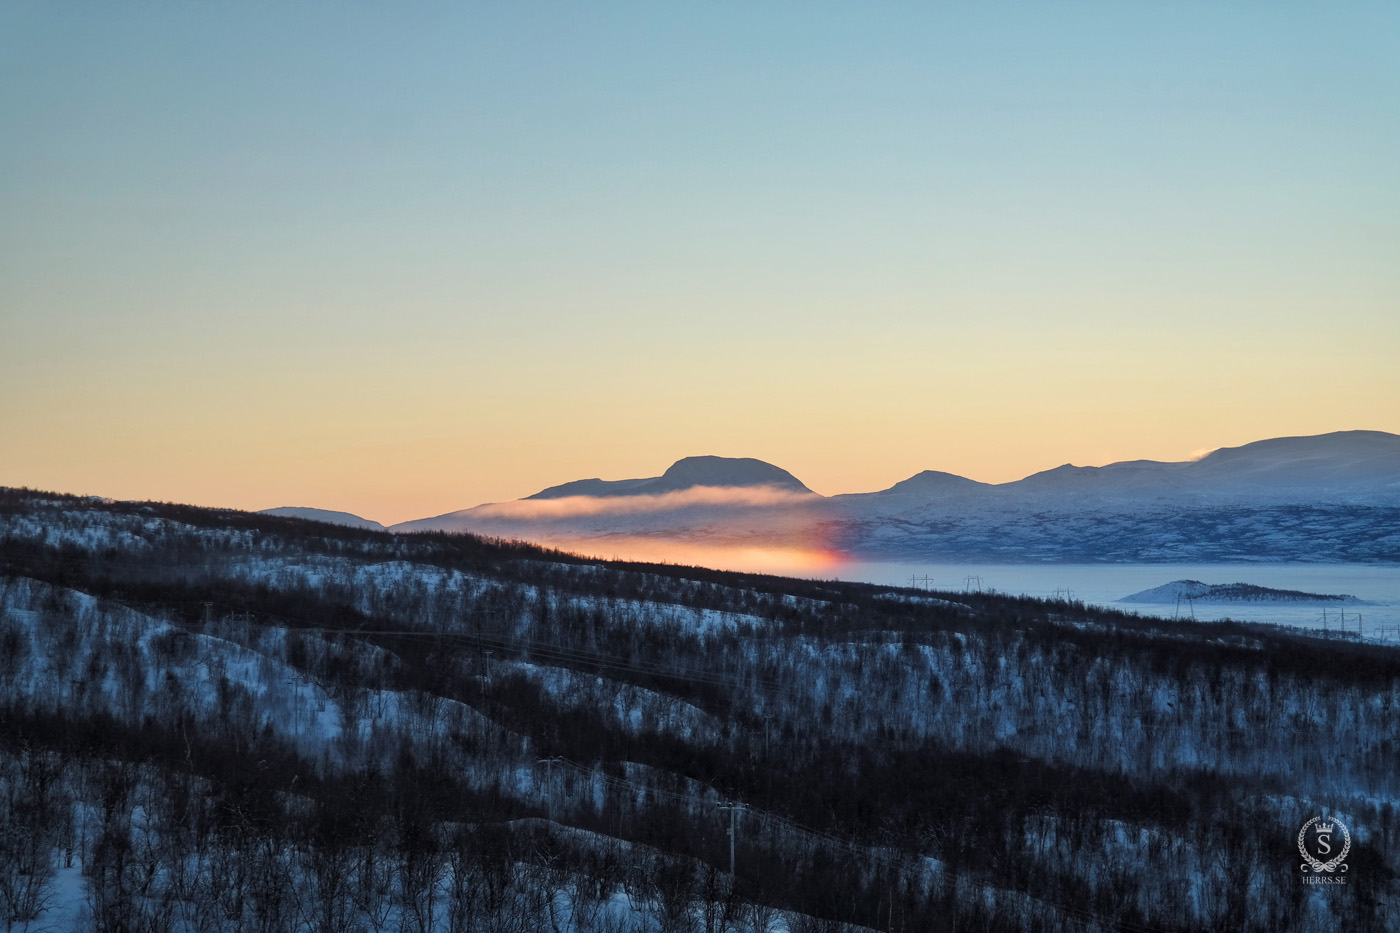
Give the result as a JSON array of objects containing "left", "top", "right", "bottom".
[{"left": 530, "top": 756, "right": 1167, "bottom": 933}]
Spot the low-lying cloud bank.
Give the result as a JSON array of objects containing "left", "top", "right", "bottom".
[{"left": 466, "top": 484, "right": 820, "bottom": 521}]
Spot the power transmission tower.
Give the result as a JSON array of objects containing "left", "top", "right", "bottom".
[
  {"left": 716, "top": 802, "right": 745, "bottom": 876},
  {"left": 538, "top": 757, "right": 559, "bottom": 822}
]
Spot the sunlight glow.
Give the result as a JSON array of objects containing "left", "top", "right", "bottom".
[{"left": 526, "top": 536, "right": 849, "bottom": 577}]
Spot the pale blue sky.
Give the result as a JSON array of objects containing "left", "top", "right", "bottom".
[{"left": 3, "top": 2, "right": 1397, "bottom": 521}]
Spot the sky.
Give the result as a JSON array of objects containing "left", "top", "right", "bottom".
[{"left": 3, "top": 2, "right": 1398, "bottom": 525}]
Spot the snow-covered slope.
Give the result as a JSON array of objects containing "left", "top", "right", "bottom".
[
  {"left": 260, "top": 506, "right": 386, "bottom": 530},
  {"left": 832, "top": 469, "right": 993, "bottom": 508},
  {"left": 1189, "top": 430, "right": 1400, "bottom": 491},
  {"left": 4, "top": 489, "right": 1400, "bottom": 931},
  {"left": 991, "top": 430, "right": 1400, "bottom": 505}
]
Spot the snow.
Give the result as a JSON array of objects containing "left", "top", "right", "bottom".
[
  {"left": 0, "top": 577, "right": 521, "bottom": 775},
  {"left": 372, "top": 431, "right": 1400, "bottom": 565},
  {"left": 510, "top": 660, "right": 721, "bottom": 742},
  {"left": 258, "top": 506, "right": 386, "bottom": 530},
  {"left": 4, "top": 487, "right": 1398, "bottom": 932},
  {"left": 1120, "top": 579, "right": 1366, "bottom": 605}
]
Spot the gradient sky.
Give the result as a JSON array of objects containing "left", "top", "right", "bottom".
[{"left": 3, "top": 2, "right": 1398, "bottom": 525}]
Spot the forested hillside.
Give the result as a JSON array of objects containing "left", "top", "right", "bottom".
[{"left": 2, "top": 488, "right": 1397, "bottom": 931}]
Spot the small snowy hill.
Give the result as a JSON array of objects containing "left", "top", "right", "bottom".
[
  {"left": 1119, "top": 580, "right": 1365, "bottom": 604},
  {"left": 259, "top": 506, "right": 385, "bottom": 530}
]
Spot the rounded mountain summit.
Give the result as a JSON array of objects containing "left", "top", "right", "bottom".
[{"left": 526, "top": 456, "right": 814, "bottom": 500}]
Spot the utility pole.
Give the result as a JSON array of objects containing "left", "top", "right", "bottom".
[
  {"left": 537, "top": 758, "right": 556, "bottom": 822},
  {"left": 286, "top": 675, "right": 299, "bottom": 740},
  {"left": 1176, "top": 594, "right": 1195, "bottom": 621},
  {"left": 717, "top": 802, "right": 744, "bottom": 876},
  {"left": 763, "top": 715, "right": 773, "bottom": 803}
]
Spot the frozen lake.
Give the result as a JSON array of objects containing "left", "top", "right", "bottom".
[
  {"left": 556, "top": 537, "right": 1399, "bottom": 642},
  {"left": 832, "top": 560, "right": 1400, "bottom": 641}
]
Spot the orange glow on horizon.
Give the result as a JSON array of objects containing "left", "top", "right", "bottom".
[
  {"left": 511, "top": 534, "right": 849, "bottom": 577},
  {"left": 3, "top": 4, "right": 1398, "bottom": 530}
]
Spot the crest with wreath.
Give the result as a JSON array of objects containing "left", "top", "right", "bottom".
[{"left": 1298, "top": 816, "right": 1350, "bottom": 874}]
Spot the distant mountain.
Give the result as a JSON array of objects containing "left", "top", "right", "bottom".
[
  {"left": 957, "top": 430, "right": 1400, "bottom": 506},
  {"left": 259, "top": 507, "right": 385, "bottom": 531},
  {"left": 1189, "top": 430, "right": 1400, "bottom": 490},
  {"left": 1001, "top": 459, "right": 1194, "bottom": 500},
  {"left": 527, "top": 455, "right": 812, "bottom": 499},
  {"left": 393, "top": 455, "right": 819, "bottom": 537},
  {"left": 834, "top": 470, "right": 992, "bottom": 504},
  {"left": 829, "top": 435, "right": 1400, "bottom": 564},
  {"left": 389, "top": 431, "right": 1400, "bottom": 563}
]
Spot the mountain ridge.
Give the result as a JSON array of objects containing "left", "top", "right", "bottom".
[
  {"left": 400, "top": 430, "right": 1400, "bottom": 520},
  {"left": 336, "top": 432, "right": 1400, "bottom": 563}
]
